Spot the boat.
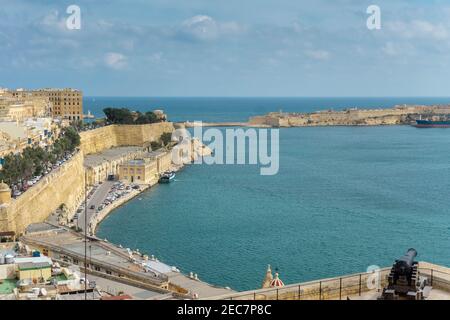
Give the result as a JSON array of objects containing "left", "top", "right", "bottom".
[
  {"left": 83, "top": 110, "right": 95, "bottom": 119},
  {"left": 159, "top": 171, "right": 176, "bottom": 183},
  {"left": 415, "top": 119, "right": 450, "bottom": 128}
]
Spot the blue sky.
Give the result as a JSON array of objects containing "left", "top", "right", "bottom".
[{"left": 1, "top": 0, "right": 450, "bottom": 96}]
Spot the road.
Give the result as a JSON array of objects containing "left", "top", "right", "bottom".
[
  {"left": 86, "top": 274, "right": 169, "bottom": 300},
  {"left": 76, "top": 181, "right": 115, "bottom": 233}
]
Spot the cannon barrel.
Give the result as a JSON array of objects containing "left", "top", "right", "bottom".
[{"left": 394, "top": 248, "right": 417, "bottom": 275}]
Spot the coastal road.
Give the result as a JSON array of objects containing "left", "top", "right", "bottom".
[{"left": 76, "top": 181, "right": 114, "bottom": 233}]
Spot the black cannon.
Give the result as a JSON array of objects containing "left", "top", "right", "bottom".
[
  {"left": 392, "top": 248, "right": 417, "bottom": 281},
  {"left": 379, "top": 248, "right": 428, "bottom": 300}
]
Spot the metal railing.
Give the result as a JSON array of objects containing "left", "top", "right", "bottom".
[{"left": 212, "top": 267, "right": 450, "bottom": 300}]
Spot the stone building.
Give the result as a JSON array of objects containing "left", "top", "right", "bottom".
[
  {"left": 119, "top": 158, "right": 158, "bottom": 184},
  {"left": 0, "top": 118, "right": 56, "bottom": 159},
  {"left": 118, "top": 150, "right": 173, "bottom": 185},
  {"left": 30, "top": 88, "right": 83, "bottom": 120},
  {"left": 0, "top": 96, "right": 50, "bottom": 121},
  {"left": 5, "top": 88, "right": 83, "bottom": 120},
  {"left": 148, "top": 149, "right": 173, "bottom": 173},
  {"left": 84, "top": 147, "right": 147, "bottom": 185}
]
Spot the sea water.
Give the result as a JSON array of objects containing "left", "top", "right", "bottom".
[{"left": 95, "top": 97, "right": 450, "bottom": 291}]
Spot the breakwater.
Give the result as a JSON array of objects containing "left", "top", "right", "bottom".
[{"left": 249, "top": 105, "right": 450, "bottom": 127}]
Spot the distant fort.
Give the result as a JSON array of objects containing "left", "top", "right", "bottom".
[{"left": 248, "top": 105, "right": 450, "bottom": 127}]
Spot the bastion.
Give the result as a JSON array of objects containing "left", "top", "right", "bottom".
[{"left": 0, "top": 122, "right": 175, "bottom": 235}]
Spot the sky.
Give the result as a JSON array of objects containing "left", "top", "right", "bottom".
[{"left": 1, "top": 0, "right": 450, "bottom": 96}]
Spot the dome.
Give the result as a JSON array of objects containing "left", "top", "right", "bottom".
[
  {"left": 0, "top": 181, "right": 10, "bottom": 191},
  {"left": 270, "top": 272, "right": 285, "bottom": 288}
]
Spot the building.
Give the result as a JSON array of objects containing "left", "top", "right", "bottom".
[
  {"left": 84, "top": 147, "right": 147, "bottom": 185},
  {"left": 4, "top": 88, "right": 83, "bottom": 120},
  {"left": 0, "top": 95, "right": 50, "bottom": 121},
  {"left": 0, "top": 118, "right": 57, "bottom": 159},
  {"left": 118, "top": 158, "right": 158, "bottom": 184},
  {"left": 118, "top": 150, "right": 173, "bottom": 185},
  {"left": 149, "top": 150, "right": 173, "bottom": 174},
  {"left": 30, "top": 88, "right": 83, "bottom": 120},
  {"left": 17, "top": 262, "right": 52, "bottom": 282}
]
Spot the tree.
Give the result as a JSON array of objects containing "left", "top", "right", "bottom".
[
  {"left": 150, "top": 141, "right": 162, "bottom": 150},
  {"left": 161, "top": 132, "right": 172, "bottom": 146},
  {"left": 0, "top": 125, "right": 81, "bottom": 186},
  {"left": 62, "top": 126, "right": 81, "bottom": 151},
  {"left": 145, "top": 111, "right": 159, "bottom": 123},
  {"left": 103, "top": 108, "right": 163, "bottom": 124},
  {"left": 103, "top": 108, "right": 134, "bottom": 124}
]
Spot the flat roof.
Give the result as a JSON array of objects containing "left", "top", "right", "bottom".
[
  {"left": 84, "top": 146, "right": 143, "bottom": 167},
  {"left": 14, "top": 256, "right": 52, "bottom": 265},
  {"left": 18, "top": 262, "right": 52, "bottom": 271}
]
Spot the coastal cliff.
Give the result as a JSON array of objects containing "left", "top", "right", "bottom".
[{"left": 249, "top": 105, "right": 450, "bottom": 127}]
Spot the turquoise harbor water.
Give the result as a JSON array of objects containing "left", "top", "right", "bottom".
[{"left": 96, "top": 98, "right": 450, "bottom": 291}]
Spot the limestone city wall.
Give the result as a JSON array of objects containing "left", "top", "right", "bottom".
[{"left": 0, "top": 122, "right": 176, "bottom": 235}]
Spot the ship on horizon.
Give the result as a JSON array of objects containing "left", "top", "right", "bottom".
[{"left": 415, "top": 119, "right": 450, "bottom": 128}]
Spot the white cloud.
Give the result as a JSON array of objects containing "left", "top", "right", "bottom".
[
  {"left": 104, "top": 52, "right": 127, "bottom": 69},
  {"left": 182, "top": 15, "right": 219, "bottom": 40},
  {"left": 381, "top": 42, "right": 415, "bottom": 57},
  {"left": 39, "top": 10, "right": 67, "bottom": 32},
  {"left": 304, "top": 49, "right": 330, "bottom": 61},
  {"left": 387, "top": 20, "right": 449, "bottom": 41},
  {"left": 181, "top": 15, "right": 244, "bottom": 41}
]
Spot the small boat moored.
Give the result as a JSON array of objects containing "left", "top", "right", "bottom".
[{"left": 159, "top": 171, "right": 176, "bottom": 183}]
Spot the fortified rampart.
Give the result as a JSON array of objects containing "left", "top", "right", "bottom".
[
  {"left": 249, "top": 105, "right": 450, "bottom": 127},
  {"left": 80, "top": 123, "right": 174, "bottom": 155},
  {"left": 0, "top": 122, "right": 175, "bottom": 235},
  {"left": 0, "top": 152, "right": 85, "bottom": 235}
]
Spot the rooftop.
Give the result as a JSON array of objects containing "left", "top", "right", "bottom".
[
  {"left": 17, "top": 262, "right": 51, "bottom": 271},
  {"left": 84, "top": 146, "right": 143, "bottom": 168}
]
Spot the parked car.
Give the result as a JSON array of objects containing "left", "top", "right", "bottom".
[{"left": 90, "top": 205, "right": 95, "bottom": 210}]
